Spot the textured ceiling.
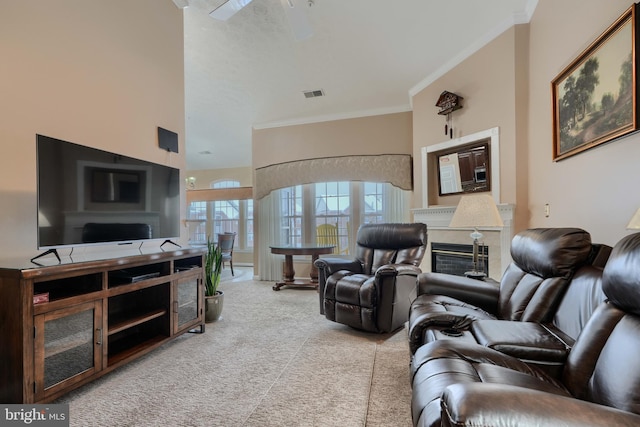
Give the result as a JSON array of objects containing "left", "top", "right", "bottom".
[{"left": 183, "top": 0, "right": 536, "bottom": 170}]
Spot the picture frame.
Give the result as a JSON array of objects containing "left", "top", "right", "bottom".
[{"left": 552, "top": 4, "right": 638, "bottom": 161}]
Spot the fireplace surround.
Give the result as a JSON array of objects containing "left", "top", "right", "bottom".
[{"left": 413, "top": 204, "right": 514, "bottom": 280}]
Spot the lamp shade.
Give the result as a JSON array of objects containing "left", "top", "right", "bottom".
[
  {"left": 449, "top": 194, "right": 503, "bottom": 228},
  {"left": 627, "top": 208, "right": 640, "bottom": 230}
]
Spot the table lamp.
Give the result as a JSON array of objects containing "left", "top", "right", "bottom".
[
  {"left": 449, "top": 194, "right": 503, "bottom": 279},
  {"left": 626, "top": 208, "right": 640, "bottom": 230}
]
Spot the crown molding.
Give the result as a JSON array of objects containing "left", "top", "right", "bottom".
[
  {"left": 408, "top": 0, "right": 539, "bottom": 102},
  {"left": 252, "top": 104, "right": 411, "bottom": 130}
]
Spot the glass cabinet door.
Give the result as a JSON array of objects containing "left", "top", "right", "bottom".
[
  {"left": 174, "top": 275, "right": 202, "bottom": 333},
  {"left": 34, "top": 301, "right": 102, "bottom": 401}
]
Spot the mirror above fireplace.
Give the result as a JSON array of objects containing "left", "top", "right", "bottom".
[
  {"left": 421, "top": 127, "right": 500, "bottom": 206},
  {"left": 437, "top": 141, "right": 490, "bottom": 196}
]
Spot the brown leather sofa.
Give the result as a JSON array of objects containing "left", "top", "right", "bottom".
[
  {"left": 410, "top": 243, "right": 611, "bottom": 378},
  {"left": 407, "top": 228, "right": 595, "bottom": 354},
  {"left": 314, "top": 223, "right": 427, "bottom": 333},
  {"left": 468, "top": 260, "right": 608, "bottom": 378},
  {"left": 409, "top": 247, "right": 610, "bottom": 379},
  {"left": 410, "top": 232, "right": 640, "bottom": 427}
]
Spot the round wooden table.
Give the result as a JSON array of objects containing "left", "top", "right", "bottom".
[{"left": 270, "top": 244, "right": 335, "bottom": 291}]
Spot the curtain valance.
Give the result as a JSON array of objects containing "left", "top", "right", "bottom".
[{"left": 254, "top": 154, "right": 412, "bottom": 200}]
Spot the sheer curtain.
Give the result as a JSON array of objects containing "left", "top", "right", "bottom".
[
  {"left": 384, "top": 183, "right": 411, "bottom": 223},
  {"left": 257, "top": 192, "right": 283, "bottom": 281},
  {"left": 258, "top": 183, "right": 411, "bottom": 281}
]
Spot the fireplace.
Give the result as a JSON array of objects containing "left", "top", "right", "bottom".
[
  {"left": 412, "top": 204, "right": 514, "bottom": 280},
  {"left": 431, "top": 243, "right": 488, "bottom": 277}
]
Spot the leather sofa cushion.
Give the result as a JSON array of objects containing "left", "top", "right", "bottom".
[
  {"left": 324, "top": 271, "right": 377, "bottom": 331},
  {"left": 471, "top": 320, "right": 570, "bottom": 363},
  {"left": 333, "top": 273, "right": 376, "bottom": 308},
  {"left": 552, "top": 265, "right": 605, "bottom": 340}
]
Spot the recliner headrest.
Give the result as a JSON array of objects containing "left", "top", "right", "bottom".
[
  {"left": 510, "top": 228, "right": 592, "bottom": 279},
  {"left": 356, "top": 223, "right": 427, "bottom": 250},
  {"left": 602, "top": 232, "right": 640, "bottom": 315}
]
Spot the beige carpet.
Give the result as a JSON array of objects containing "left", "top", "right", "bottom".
[{"left": 56, "top": 268, "right": 413, "bottom": 426}]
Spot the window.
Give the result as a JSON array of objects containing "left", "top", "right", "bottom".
[
  {"left": 187, "top": 201, "right": 208, "bottom": 244},
  {"left": 280, "top": 185, "right": 303, "bottom": 246},
  {"left": 363, "top": 182, "right": 384, "bottom": 224},
  {"left": 245, "top": 200, "right": 254, "bottom": 249},
  {"left": 278, "top": 181, "right": 396, "bottom": 254},
  {"left": 186, "top": 180, "right": 253, "bottom": 249},
  {"left": 315, "top": 182, "right": 350, "bottom": 253},
  {"left": 212, "top": 180, "right": 253, "bottom": 249}
]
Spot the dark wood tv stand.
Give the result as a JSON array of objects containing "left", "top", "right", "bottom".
[{"left": 0, "top": 247, "right": 205, "bottom": 403}]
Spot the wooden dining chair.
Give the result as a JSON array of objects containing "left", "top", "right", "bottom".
[{"left": 217, "top": 232, "right": 236, "bottom": 276}]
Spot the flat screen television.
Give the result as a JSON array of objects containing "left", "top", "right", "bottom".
[{"left": 37, "top": 134, "right": 181, "bottom": 249}]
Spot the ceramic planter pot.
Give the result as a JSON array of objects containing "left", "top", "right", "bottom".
[{"left": 205, "top": 291, "right": 224, "bottom": 322}]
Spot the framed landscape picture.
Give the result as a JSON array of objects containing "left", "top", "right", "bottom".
[{"left": 552, "top": 4, "right": 638, "bottom": 161}]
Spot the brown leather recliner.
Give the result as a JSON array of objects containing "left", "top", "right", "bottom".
[
  {"left": 314, "top": 223, "right": 427, "bottom": 333},
  {"left": 407, "top": 228, "right": 594, "bottom": 354},
  {"left": 410, "top": 232, "right": 640, "bottom": 427}
]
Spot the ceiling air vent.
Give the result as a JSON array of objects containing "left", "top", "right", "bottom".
[{"left": 303, "top": 89, "right": 324, "bottom": 98}]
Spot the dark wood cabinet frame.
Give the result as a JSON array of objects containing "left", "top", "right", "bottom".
[{"left": 0, "top": 247, "right": 205, "bottom": 403}]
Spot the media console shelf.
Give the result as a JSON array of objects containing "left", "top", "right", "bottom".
[{"left": 0, "top": 247, "right": 205, "bottom": 403}]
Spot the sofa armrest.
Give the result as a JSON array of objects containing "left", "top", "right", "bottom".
[
  {"left": 375, "top": 264, "right": 421, "bottom": 277},
  {"left": 417, "top": 272, "right": 500, "bottom": 313},
  {"left": 314, "top": 257, "right": 362, "bottom": 275},
  {"left": 396, "top": 264, "right": 422, "bottom": 277},
  {"left": 374, "top": 264, "right": 422, "bottom": 333},
  {"left": 441, "top": 383, "right": 640, "bottom": 427}
]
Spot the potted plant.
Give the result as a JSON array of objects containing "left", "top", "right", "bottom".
[{"left": 204, "top": 236, "right": 224, "bottom": 322}]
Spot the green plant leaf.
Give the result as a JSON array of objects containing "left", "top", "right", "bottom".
[{"left": 204, "top": 235, "right": 223, "bottom": 296}]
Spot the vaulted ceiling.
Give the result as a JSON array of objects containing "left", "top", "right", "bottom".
[{"left": 183, "top": 0, "right": 537, "bottom": 170}]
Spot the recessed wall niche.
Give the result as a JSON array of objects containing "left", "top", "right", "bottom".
[{"left": 421, "top": 127, "right": 500, "bottom": 206}]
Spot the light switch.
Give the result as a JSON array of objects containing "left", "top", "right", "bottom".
[{"left": 544, "top": 204, "right": 550, "bottom": 218}]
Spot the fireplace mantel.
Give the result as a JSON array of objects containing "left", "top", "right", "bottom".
[{"left": 412, "top": 204, "right": 515, "bottom": 280}]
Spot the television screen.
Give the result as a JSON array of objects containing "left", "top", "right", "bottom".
[{"left": 37, "top": 134, "right": 181, "bottom": 248}]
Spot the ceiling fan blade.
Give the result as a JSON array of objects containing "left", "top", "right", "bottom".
[
  {"left": 209, "top": 0, "right": 255, "bottom": 21},
  {"left": 280, "top": 0, "right": 313, "bottom": 41}
]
